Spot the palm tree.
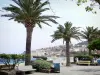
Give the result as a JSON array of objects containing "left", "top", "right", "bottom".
[
  {"left": 80, "top": 26, "right": 99, "bottom": 55},
  {"left": 2, "top": 0, "right": 59, "bottom": 65},
  {"left": 51, "top": 22, "right": 80, "bottom": 66}
]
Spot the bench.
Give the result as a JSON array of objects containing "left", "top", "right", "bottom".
[{"left": 16, "top": 65, "right": 36, "bottom": 75}]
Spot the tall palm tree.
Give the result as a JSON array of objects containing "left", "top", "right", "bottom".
[
  {"left": 51, "top": 22, "right": 80, "bottom": 66},
  {"left": 80, "top": 26, "right": 99, "bottom": 55},
  {"left": 2, "top": 0, "right": 59, "bottom": 65}
]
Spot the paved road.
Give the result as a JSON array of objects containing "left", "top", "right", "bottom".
[{"left": 30, "top": 65, "right": 100, "bottom": 75}]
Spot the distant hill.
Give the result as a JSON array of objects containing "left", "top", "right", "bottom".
[{"left": 74, "top": 41, "right": 88, "bottom": 47}]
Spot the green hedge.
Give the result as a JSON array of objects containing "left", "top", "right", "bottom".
[
  {"left": 33, "top": 56, "right": 47, "bottom": 60},
  {"left": 91, "top": 54, "right": 100, "bottom": 58},
  {"left": 31, "top": 60, "right": 51, "bottom": 72},
  {"left": 74, "top": 55, "right": 93, "bottom": 61}
]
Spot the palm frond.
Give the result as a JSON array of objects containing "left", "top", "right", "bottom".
[
  {"left": 12, "top": 0, "right": 20, "bottom": 6},
  {"left": 39, "top": 15, "right": 59, "bottom": 20},
  {"left": 57, "top": 25, "right": 65, "bottom": 33},
  {"left": 37, "top": 0, "right": 49, "bottom": 9},
  {"left": 51, "top": 39, "right": 56, "bottom": 43},
  {"left": 51, "top": 21, "right": 81, "bottom": 43},
  {"left": 51, "top": 33, "right": 63, "bottom": 43},
  {"left": 39, "top": 21, "right": 51, "bottom": 27},
  {"left": 1, "top": 14, "right": 16, "bottom": 18},
  {"left": 48, "top": 18, "right": 58, "bottom": 24},
  {"left": 81, "top": 26, "right": 99, "bottom": 43},
  {"left": 2, "top": 0, "right": 59, "bottom": 28},
  {"left": 37, "top": 22, "right": 42, "bottom": 28}
]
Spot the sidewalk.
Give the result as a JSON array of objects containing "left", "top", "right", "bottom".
[{"left": 32, "top": 65, "right": 100, "bottom": 75}]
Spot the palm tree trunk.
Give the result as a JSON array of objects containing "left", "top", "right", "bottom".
[
  {"left": 66, "top": 40, "right": 70, "bottom": 66},
  {"left": 25, "top": 27, "right": 33, "bottom": 65},
  {"left": 89, "top": 49, "right": 91, "bottom": 55}
]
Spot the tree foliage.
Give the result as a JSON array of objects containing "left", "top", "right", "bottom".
[
  {"left": 76, "top": 0, "right": 100, "bottom": 13},
  {"left": 51, "top": 22, "right": 81, "bottom": 42},
  {"left": 0, "top": 54, "right": 24, "bottom": 70},
  {"left": 80, "top": 26, "right": 99, "bottom": 43},
  {"left": 2, "top": 0, "right": 59, "bottom": 28},
  {"left": 88, "top": 39, "right": 100, "bottom": 50}
]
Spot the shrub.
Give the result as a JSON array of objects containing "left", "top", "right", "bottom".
[
  {"left": 31, "top": 60, "right": 51, "bottom": 72},
  {"left": 91, "top": 54, "right": 100, "bottom": 58},
  {"left": 0, "top": 54, "right": 24, "bottom": 70},
  {"left": 88, "top": 39, "right": 100, "bottom": 50}
]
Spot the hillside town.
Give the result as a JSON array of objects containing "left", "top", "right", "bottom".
[{"left": 30, "top": 41, "right": 89, "bottom": 57}]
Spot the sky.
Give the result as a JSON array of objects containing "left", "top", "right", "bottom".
[{"left": 0, "top": 0, "right": 100, "bottom": 54}]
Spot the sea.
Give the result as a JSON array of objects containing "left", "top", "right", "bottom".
[
  {"left": 0, "top": 59, "right": 24, "bottom": 64},
  {"left": 47, "top": 57, "right": 74, "bottom": 65},
  {"left": 0, "top": 57, "right": 74, "bottom": 65}
]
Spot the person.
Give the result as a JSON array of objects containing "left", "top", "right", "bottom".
[
  {"left": 76, "top": 57, "right": 79, "bottom": 63},
  {"left": 93, "top": 57, "right": 97, "bottom": 64}
]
